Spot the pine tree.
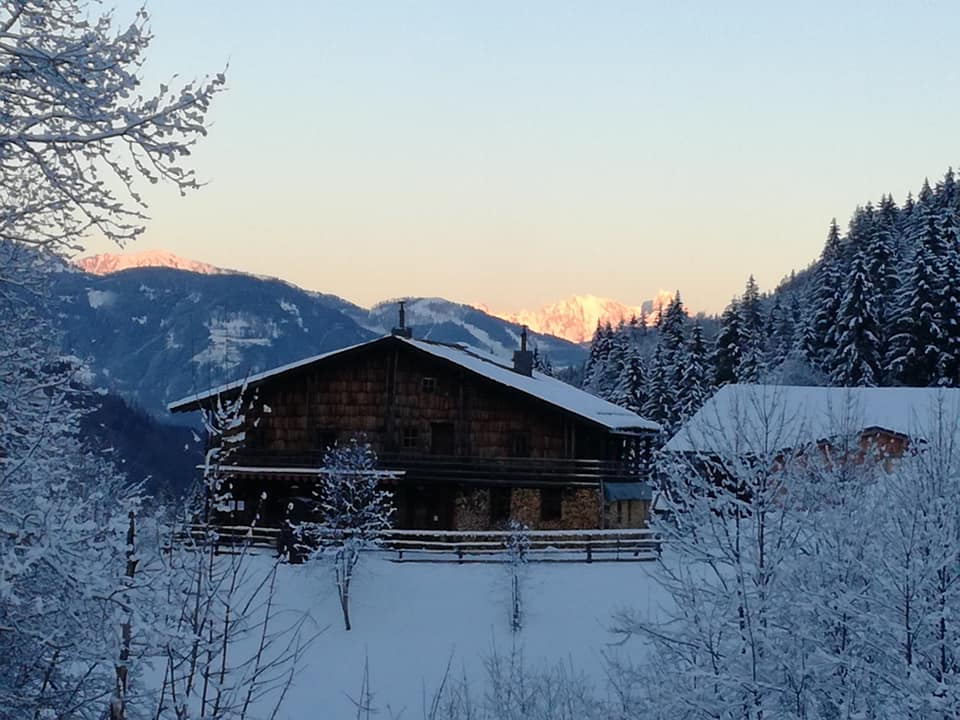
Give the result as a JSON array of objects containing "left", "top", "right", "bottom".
[
  {"left": 833, "top": 243, "right": 882, "bottom": 386},
  {"left": 810, "top": 220, "right": 847, "bottom": 378},
  {"left": 659, "top": 291, "right": 689, "bottom": 389},
  {"left": 765, "top": 294, "right": 790, "bottom": 370},
  {"left": 870, "top": 195, "right": 901, "bottom": 341},
  {"left": 935, "top": 206, "right": 960, "bottom": 385},
  {"left": 713, "top": 299, "right": 742, "bottom": 385},
  {"left": 680, "top": 321, "right": 712, "bottom": 419},
  {"left": 887, "top": 206, "right": 947, "bottom": 386},
  {"left": 583, "top": 322, "right": 613, "bottom": 393},
  {"left": 532, "top": 347, "right": 554, "bottom": 376},
  {"left": 613, "top": 342, "right": 646, "bottom": 414},
  {"left": 642, "top": 343, "right": 674, "bottom": 432},
  {"left": 736, "top": 275, "right": 764, "bottom": 382},
  {"left": 598, "top": 322, "right": 633, "bottom": 401}
]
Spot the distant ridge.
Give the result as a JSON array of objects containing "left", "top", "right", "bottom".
[
  {"left": 481, "top": 291, "right": 674, "bottom": 343},
  {"left": 74, "top": 249, "right": 226, "bottom": 276}
]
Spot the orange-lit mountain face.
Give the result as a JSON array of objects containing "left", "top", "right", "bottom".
[
  {"left": 74, "top": 250, "right": 225, "bottom": 276},
  {"left": 73, "top": 251, "right": 675, "bottom": 346},
  {"left": 481, "top": 291, "right": 674, "bottom": 344}
]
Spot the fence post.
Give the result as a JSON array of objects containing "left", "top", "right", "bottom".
[
  {"left": 586, "top": 542, "right": 592, "bottom": 564},
  {"left": 457, "top": 546, "right": 464, "bottom": 564}
]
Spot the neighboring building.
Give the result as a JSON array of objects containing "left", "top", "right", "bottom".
[
  {"left": 169, "top": 321, "right": 660, "bottom": 531},
  {"left": 665, "top": 384, "right": 960, "bottom": 466}
]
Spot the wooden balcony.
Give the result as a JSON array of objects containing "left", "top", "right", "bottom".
[{"left": 226, "top": 450, "right": 644, "bottom": 487}]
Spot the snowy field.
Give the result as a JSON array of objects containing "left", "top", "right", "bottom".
[{"left": 256, "top": 555, "right": 667, "bottom": 719}]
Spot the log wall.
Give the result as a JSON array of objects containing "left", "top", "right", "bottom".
[{"left": 243, "top": 342, "right": 616, "bottom": 461}]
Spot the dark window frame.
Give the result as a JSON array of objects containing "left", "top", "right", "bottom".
[
  {"left": 509, "top": 432, "right": 530, "bottom": 458},
  {"left": 402, "top": 426, "right": 419, "bottom": 450},
  {"left": 540, "top": 487, "right": 563, "bottom": 521},
  {"left": 490, "top": 487, "right": 512, "bottom": 526},
  {"left": 316, "top": 427, "right": 339, "bottom": 451},
  {"left": 421, "top": 376, "right": 437, "bottom": 393}
]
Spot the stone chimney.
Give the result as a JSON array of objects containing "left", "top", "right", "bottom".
[
  {"left": 391, "top": 300, "right": 413, "bottom": 338},
  {"left": 512, "top": 325, "right": 534, "bottom": 376}
]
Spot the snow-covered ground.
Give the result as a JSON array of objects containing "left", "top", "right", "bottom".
[{"left": 259, "top": 555, "right": 666, "bottom": 719}]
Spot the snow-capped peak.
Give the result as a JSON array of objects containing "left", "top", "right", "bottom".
[
  {"left": 74, "top": 249, "right": 226, "bottom": 276},
  {"left": 482, "top": 292, "right": 674, "bottom": 343}
]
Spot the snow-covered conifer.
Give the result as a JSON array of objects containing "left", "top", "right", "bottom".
[
  {"left": 532, "top": 347, "right": 555, "bottom": 376},
  {"left": 583, "top": 322, "right": 616, "bottom": 395},
  {"left": 679, "top": 321, "right": 711, "bottom": 419},
  {"left": 810, "top": 220, "right": 848, "bottom": 377},
  {"left": 712, "top": 298, "right": 742, "bottom": 385},
  {"left": 736, "top": 275, "right": 765, "bottom": 382},
  {"left": 613, "top": 342, "right": 646, "bottom": 414},
  {"left": 870, "top": 195, "right": 901, "bottom": 337},
  {"left": 833, "top": 243, "right": 882, "bottom": 386},
  {"left": 887, "top": 206, "right": 947, "bottom": 386},
  {"left": 641, "top": 343, "right": 675, "bottom": 434}
]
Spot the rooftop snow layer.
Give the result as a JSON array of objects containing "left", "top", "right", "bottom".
[
  {"left": 665, "top": 384, "right": 960, "bottom": 454},
  {"left": 168, "top": 335, "right": 659, "bottom": 433}
]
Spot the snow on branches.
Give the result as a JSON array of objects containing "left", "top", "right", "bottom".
[
  {"left": 612, "top": 389, "right": 960, "bottom": 719},
  {"left": 296, "top": 439, "right": 395, "bottom": 631},
  {"left": 0, "top": 0, "right": 225, "bottom": 252}
]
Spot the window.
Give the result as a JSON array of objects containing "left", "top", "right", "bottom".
[
  {"left": 402, "top": 427, "right": 419, "bottom": 449},
  {"left": 317, "top": 428, "right": 338, "bottom": 451},
  {"left": 490, "top": 487, "right": 511, "bottom": 526},
  {"left": 430, "top": 422, "right": 455, "bottom": 455},
  {"left": 509, "top": 432, "right": 530, "bottom": 458},
  {"left": 421, "top": 376, "right": 437, "bottom": 393},
  {"left": 540, "top": 487, "right": 562, "bottom": 521}
]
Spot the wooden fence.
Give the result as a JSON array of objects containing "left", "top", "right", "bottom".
[{"left": 179, "top": 525, "right": 661, "bottom": 563}]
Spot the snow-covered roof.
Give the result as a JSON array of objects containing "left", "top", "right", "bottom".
[
  {"left": 603, "top": 482, "right": 652, "bottom": 502},
  {"left": 665, "top": 384, "right": 960, "bottom": 454},
  {"left": 169, "top": 335, "right": 660, "bottom": 434}
]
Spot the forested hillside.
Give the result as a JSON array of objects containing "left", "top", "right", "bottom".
[{"left": 582, "top": 168, "right": 960, "bottom": 433}]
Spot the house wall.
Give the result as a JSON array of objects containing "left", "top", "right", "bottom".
[
  {"left": 203, "top": 339, "right": 649, "bottom": 531},
  {"left": 243, "top": 341, "right": 615, "bottom": 461}
]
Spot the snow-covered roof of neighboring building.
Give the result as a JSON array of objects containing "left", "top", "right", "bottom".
[
  {"left": 665, "top": 384, "right": 960, "bottom": 454},
  {"left": 168, "top": 335, "right": 660, "bottom": 434},
  {"left": 603, "top": 482, "right": 653, "bottom": 502}
]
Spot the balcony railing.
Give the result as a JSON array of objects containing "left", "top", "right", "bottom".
[{"left": 226, "top": 450, "right": 644, "bottom": 486}]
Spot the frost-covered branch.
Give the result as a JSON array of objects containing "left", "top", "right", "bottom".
[{"left": 0, "top": 0, "right": 224, "bottom": 253}]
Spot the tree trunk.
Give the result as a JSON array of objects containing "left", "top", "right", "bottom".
[
  {"left": 340, "top": 586, "right": 351, "bottom": 631},
  {"left": 111, "top": 511, "right": 138, "bottom": 720}
]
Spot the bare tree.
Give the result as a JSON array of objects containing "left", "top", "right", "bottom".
[
  {"left": 297, "top": 439, "right": 395, "bottom": 631},
  {"left": 504, "top": 520, "right": 530, "bottom": 633},
  {"left": 0, "top": 0, "right": 224, "bottom": 255}
]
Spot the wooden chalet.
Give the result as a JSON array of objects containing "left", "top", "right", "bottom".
[{"left": 169, "top": 317, "right": 660, "bottom": 531}]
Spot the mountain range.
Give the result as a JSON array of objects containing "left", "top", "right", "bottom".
[
  {"left": 72, "top": 251, "right": 666, "bottom": 344},
  {"left": 53, "top": 256, "right": 588, "bottom": 421},
  {"left": 75, "top": 249, "right": 226, "bottom": 276},
  {"left": 485, "top": 291, "right": 674, "bottom": 343}
]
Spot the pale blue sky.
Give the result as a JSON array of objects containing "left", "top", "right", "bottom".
[{"left": 88, "top": 1, "right": 960, "bottom": 314}]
